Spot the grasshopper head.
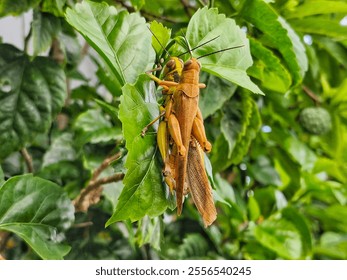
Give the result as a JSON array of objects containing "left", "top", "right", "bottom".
[
  {"left": 183, "top": 57, "right": 201, "bottom": 71},
  {"left": 163, "top": 57, "right": 184, "bottom": 83}
]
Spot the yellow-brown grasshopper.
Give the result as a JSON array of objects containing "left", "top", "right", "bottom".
[{"left": 143, "top": 31, "right": 242, "bottom": 226}]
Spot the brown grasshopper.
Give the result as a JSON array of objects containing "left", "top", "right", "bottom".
[
  {"left": 143, "top": 31, "right": 242, "bottom": 226},
  {"left": 143, "top": 54, "right": 217, "bottom": 227}
]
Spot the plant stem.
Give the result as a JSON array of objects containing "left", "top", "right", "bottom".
[
  {"left": 73, "top": 152, "right": 123, "bottom": 212},
  {"left": 20, "top": 148, "right": 34, "bottom": 173}
]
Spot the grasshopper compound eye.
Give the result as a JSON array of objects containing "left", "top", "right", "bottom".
[
  {"left": 166, "top": 59, "right": 175, "bottom": 69},
  {"left": 184, "top": 60, "right": 192, "bottom": 67}
]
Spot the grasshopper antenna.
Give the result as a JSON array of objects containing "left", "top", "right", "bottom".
[
  {"left": 181, "top": 31, "right": 193, "bottom": 58},
  {"left": 177, "top": 35, "right": 220, "bottom": 57},
  {"left": 147, "top": 26, "right": 171, "bottom": 58},
  {"left": 197, "top": 45, "right": 244, "bottom": 59}
]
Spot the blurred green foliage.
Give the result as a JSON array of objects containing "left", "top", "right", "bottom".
[{"left": 0, "top": 0, "right": 347, "bottom": 260}]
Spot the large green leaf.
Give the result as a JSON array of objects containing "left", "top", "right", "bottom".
[
  {"left": 254, "top": 216, "right": 303, "bottom": 259},
  {"left": 0, "top": 0, "right": 40, "bottom": 17},
  {"left": 289, "top": 17, "right": 347, "bottom": 40},
  {"left": 248, "top": 38, "right": 292, "bottom": 93},
  {"left": 0, "top": 174, "right": 74, "bottom": 259},
  {"left": 199, "top": 74, "right": 237, "bottom": 118},
  {"left": 32, "top": 10, "right": 61, "bottom": 56},
  {"left": 0, "top": 44, "right": 66, "bottom": 160},
  {"left": 74, "top": 109, "right": 122, "bottom": 144},
  {"left": 65, "top": 0, "right": 155, "bottom": 87},
  {"left": 186, "top": 7, "right": 264, "bottom": 95},
  {"left": 106, "top": 75, "right": 168, "bottom": 225},
  {"left": 241, "top": 0, "right": 308, "bottom": 85},
  {"left": 284, "top": 1, "right": 347, "bottom": 19}
]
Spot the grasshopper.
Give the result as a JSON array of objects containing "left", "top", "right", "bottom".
[
  {"left": 143, "top": 30, "right": 242, "bottom": 226},
  {"left": 144, "top": 53, "right": 216, "bottom": 226}
]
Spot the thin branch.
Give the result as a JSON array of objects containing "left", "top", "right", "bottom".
[
  {"left": 74, "top": 173, "right": 124, "bottom": 212},
  {"left": 302, "top": 85, "right": 320, "bottom": 104},
  {"left": 20, "top": 148, "right": 34, "bottom": 173},
  {"left": 73, "top": 152, "right": 123, "bottom": 212},
  {"left": 89, "top": 173, "right": 124, "bottom": 190},
  {"left": 91, "top": 152, "right": 122, "bottom": 182},
  {"left": 72, "top": 221, "right": 93, "bottom": 228}
]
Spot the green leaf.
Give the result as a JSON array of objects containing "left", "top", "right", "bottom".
[
  {"left": 282, "top": 207, "right": 313, "bottom": 258},
  {"left": 106, "top": 75, "right": 168, "bottom": 225},
  {"left": 42, "top": 0, "right": 67, "bottom": 17},
  {"left": 211, "top": 94, "right": 261, "bottom": 172},
  {"left": 0, "top": 44, "right": 66, "bottom": 160},
  {"left": 186, "top": 7, "right": 264, "bottom": 95},
  {"left": 32, "top": 10, "right": 61, "bottom": 56},
  {"left": 149, "top": 21, "right": 171, "bottom": 57},
  {"left": 307, "top": 205, "right": 347, "bottom": 233},
  {"left": 130, "top": 0, "right": 145, "bottom": 11},
  {"left": 289, "top": 17, "right": 347, "bottom": 40},
  {"left": 42, "top": 133, "right": 77, "bottom": 167},
  {"left": 95, "top": 99, "right": 119, "bottom": 122},
  {"left": 254, "top": 216, "right": 303, "bottom": 259},
  {"left": 284, "top": 135, "right": 317, "bottom": 171},
  {"left": 241, "top": 0, "right": 308, "bottom": 85},
  {"left": 248, "top": 38, "right": 292, "bottom": 93},
  {"left": 0, "top": 174, "right": 74, "bottom": 259},
  {"left": 58, "top": 31, "right": 81, "bottom": 67},
  {"left": 284, "top": 1, "right": 347, "bottom": 19},
  {"left": 315, "top": 232, "right": 347, "bottom": 259},
  {"left": 314, "top": 36, "right": 347, "bottom": 69},
  {"left": 136, "top": 216, "right": 163, "bottom": 250},
  {"left": 74, "top": 109, "right": 122, "bottom": 144},
  {"left": 248, "top": 156, "right": 282, "bottom": 186},
  {"left": 248, "top": 195, "right": 261, "bottom": 221},
  {"left": 177, "top": 233, "right": 209, "bottom": 259},
  {"left": 199, "top": 74, "right": 237, "bottom": 118},
  {"left": 0, "top": 0, "right": 40, "bottom": 17},
  {"left": 65, "top": 0, "right": 155, "bottom": 86}
]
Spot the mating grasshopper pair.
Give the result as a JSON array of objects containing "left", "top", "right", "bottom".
[{"left": 142, "top": 30, "right": 241, "bottom": 227}]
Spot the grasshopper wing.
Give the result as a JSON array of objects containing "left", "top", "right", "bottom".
[{"left": 187, "top": 139, "right": 217, "bottom": 227}]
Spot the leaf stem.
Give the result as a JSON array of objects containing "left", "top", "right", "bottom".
[
  {"left": 302, "top": 85, "right": 320, "bottom": 105},
  {"left": 20, "top": 148, "right": 34, "bottom": 173}
]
